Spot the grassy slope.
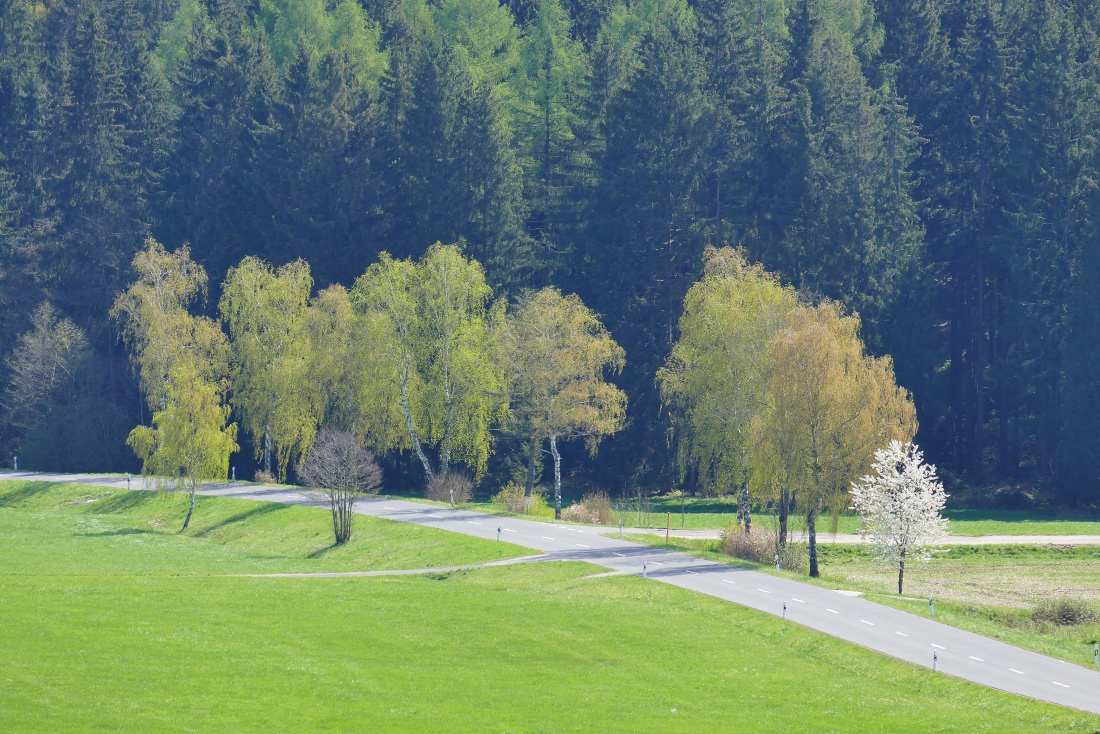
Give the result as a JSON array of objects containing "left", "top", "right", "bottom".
[
  {"left": 0, "top": 482, "right": 1099, "bottom": 731},
  {"left": 0, "top": 480, "right": 530, "bottom": 574},
  {"left": 623, "top": 533, "right": 1100, "bottom": 669}
]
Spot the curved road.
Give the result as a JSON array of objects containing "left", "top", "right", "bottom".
[{"left": 8, "top": 472, "right": 1100, "bottom": 715}]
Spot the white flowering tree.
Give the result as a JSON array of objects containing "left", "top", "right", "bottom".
[{"left": 850, "top": 441, "right": 948, "bottom": 594}]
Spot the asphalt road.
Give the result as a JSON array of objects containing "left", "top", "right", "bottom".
[{"left": 8, "top": 472, "right": 1100, "bottom": 715}]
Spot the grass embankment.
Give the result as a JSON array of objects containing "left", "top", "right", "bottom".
[
  {"left": 0, "top": 480, "right": 530, "bottom": 574},
  {"left": 624, "top": 533, "right": 1100, "bottom": 669},
  {"left": 0, "top": 489, "right": 1097, "bottom": 732}
]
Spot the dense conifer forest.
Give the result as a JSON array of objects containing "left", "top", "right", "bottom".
[{"left": 1, "top": 0, "right": 1099, "bottom": 505}]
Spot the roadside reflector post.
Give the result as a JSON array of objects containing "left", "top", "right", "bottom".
[
  {"left": 126, "top": 475, "right": 130, "bottom": 490},
  {"left": 775, "top": 554, "right": 780, "bottom": 572},
  {"left": 933, "top": 651, "right": 937, "bottom": 672},
  {"left": 12, "top": 456, "right": 16, "bottom": 471},
  {"left": 497, "top": 526, "right": 501, "bottom": 541},
  {"left": 643, "top": 561, "right": 647, "bottom": 580},
  {"left": 929, "top": 595, "right": 934, "bottom": 617},
  {"left": 619, "top": 519, "right": 623, "bottom": 539},
  {"left": 782, "top": 602, "right": 786, "bottom": 621},
  {"left": 1094, "top": 643, "right": 1098, "bottom": 669},
  {"left": 232, "top": 466, "right": 236, "bottom": 482}
]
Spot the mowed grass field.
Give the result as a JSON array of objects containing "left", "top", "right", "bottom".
[
  {"left": 466, "top": 494, "right": 1100, "bottom": 536},
  {"left": 2, "top": 482, "right": 1099, "bottom": 732},
  {"left": 634, "top": 497, "right": 1100, "bottom": 535}
]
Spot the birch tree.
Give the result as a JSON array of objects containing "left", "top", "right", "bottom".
[
  {"left": 753, "top": 301, "right": 917, "bottom": 577},
  {"left": 351, "top": 244, "right": 505, "bottom": 493},
  {"left": 658, "top": 247, "right": 796, "bottom": 532},
  {"left": 220, "top": 257, "right": 320, "bottom": 481},
  {"left": 113, "top": 240, "right": 238, "bottom": 530},
  {"left": 499, "top": 287, "right": 626, "bottom": 519},
  {"left": 850, "top": 441, "right": 948, "bottom": 593}
]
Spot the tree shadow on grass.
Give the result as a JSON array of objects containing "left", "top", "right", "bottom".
[
  {"left": 191, "top": 502, "right": 287, "bottom": 538},
  {"left": 0, "top": 481, "right": 60, "bottom": 508},
  {"left": 87, "top": 490, "right": 163, "bottom": 516},
  {"left": 306, "top": 541, "right": 342, "bottom": 559},
  {"left": 76, "top": 527, "right": 157, "bottom": 537}
]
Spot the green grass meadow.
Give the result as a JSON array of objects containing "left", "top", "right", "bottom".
[
  {"left": 464, "top": 493, "right": 1100, "bottom": 536},
  {"left": 2, "top": 481, "right": 1099, "bottom": 732}
]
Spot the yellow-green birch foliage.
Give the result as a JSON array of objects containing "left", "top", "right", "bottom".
[
  {"left": 219, "top": 257, "right": 321, "bottom": 481},
  {"left": 351, "top": 244, "right": 505, "bottom": 480},
  {"left": 126, "top": 362, "right": 239, "bottom": 495},
  {"left": 753, "top": 300, "right": 917, "bottom": 575},
  {"left": 111, "top": 239, "right": 218, "bottom": 413},
  {"left": 113, "top": 240, "right": 238, "bottom": 529},
  {"left": 499, "top": 286, "right": 626, "bottom": 516},
  {"left": 301, "top": 285, "right": 358, "bottom": 431},
  {"left": 658, "top": 246, "right": 797, "bottom": 495}
]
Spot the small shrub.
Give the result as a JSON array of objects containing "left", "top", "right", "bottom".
[
  {"left": 254, "top": 470, "right": 276, "bottom": 484},
  {"left": 1031, "top": 598, "right": 1097, "bottom": 627},
  {"left": 719, "top": 526, "right": 806, "bottom": 572},
  {"left": 525, "top": 492, "right": 555, "bottom": 518},
  {"left": 491, "top": 482, "right": 555, "bottom": 516},
  {"left": 562, "top": 490, "right": 613, "bottom": 524},
  {"left": 491, "top": 482, "right": 527, "bottom": 513},
  {"left": 426, "top": 473, "right": 474, "bottom": 505}
]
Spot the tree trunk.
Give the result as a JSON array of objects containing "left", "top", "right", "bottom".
[
  {"left": 898, "top": 550, "right": 905, "bottom": 595},
  {"left": 550, "top": 434, "right": 562, "bottom": 520},
  {"left": 525, "top": 439, "right": 537, "bottom": 498},
  {"left": 264, "top": 425, "right": 272, "bottom": 476},
  {"left": 778, "top": 487, "right": 790, "bottom": 550},
  {"left": 400, "top": 358, "right": 434, "bottom": 481},
  {"left": 182, "top": 489, "right": 195, "bottom": 531},
  {"left": 740, "top": 476, "right": 751, "bottom": 534},
  {"left": 808, "top": 508, "right": 819, "bottom": 578},
  {"left": 332, "top": 494, "right": 340, "bottom": 543}
]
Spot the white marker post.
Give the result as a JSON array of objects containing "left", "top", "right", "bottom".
[
  {"left": 933, "top": 651, "right": 937, "bottom": 672},
  {"left": 12, "top": 456, "right": 16, "bottom": 471},
  {"left": 782, "top": 603, "right": 786, "bottom": 621},
  {"left": 126, "top": 475, "right": 130, "bottom": 490},
  {"left": 232, "top": 466, "right": 236, "bottom": 482},
  {"left": 775, "top": 554, "right": 780, "bottom": 572},
  {"left": 619, "top": 519, "right": 623, "bottom": 539},
  {"left": 1094, "top": 643, "right": 1098, "bottom": 669},
  {"left": 929, "top": 595, "right": 934, "bottom": 617},
  {"left": 643, "top": 561, "right": 647, "bottom": 580},
  {"left": 497, "top": 526, "right": 501, "bottom": 541}
]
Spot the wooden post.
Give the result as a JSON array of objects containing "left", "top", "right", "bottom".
[{"left": 666, "top": 511, "right": 670, "bottom": 544}]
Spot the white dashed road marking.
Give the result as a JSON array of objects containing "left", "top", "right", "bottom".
[
  {"left": 895, "top": 632, "right": 908, "bottom": 637},
  {"left": 758, "top": 589, "right": 772, "bottom": 594},
  {"left": 723, "top": 579, "right": 736, "bottom": 585},
  {"left": 932, "top": 644, "right": 945, "bottom": 650},
  {"left": 576, "top": 544, "right": 590, "bottom": 548},
  {"left": 969, "top": 656, "right": 984, "bottom": 662},
  {"left": 791, "top": 598, "right": 804, "bottom": 603},
  {"left": 1053, "top": 682, "right": 1070, "bottom": 688},
  {"left": 1009, "top": 669, "right": 1024, "bottom": 675},
  {"left": 542, "top": 537, "right": 555, "bottom": 541},
  {"left": 826, "top": 609, "right": 839, "bottom": 614}
]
